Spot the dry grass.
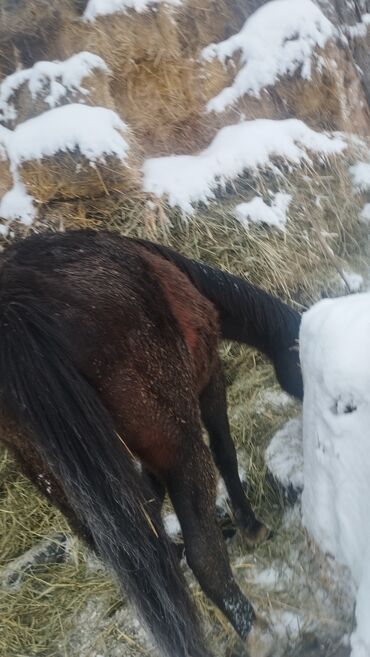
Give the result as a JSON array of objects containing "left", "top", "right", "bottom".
[
  {"left": 275, "top": 44, "right": 370, "bottom": 135},
  {"left": 19, "top": 139, "right": 142, "bottom": 204},
  {"left": 0, "top": 2, "right": 368, "bottom": 655},
  {"left": 0, "top": 154, "right": 11, "bottom": 199},
  {"left": 216, "top": 42, "right": 370, "bottom": 137},
  {"left": 107, "top": 151, "right": 367, "bottom": 306},
  {"left": 0, "top": 0, "right": 76, "bottom": 77},
  {"left": 55, "top": 7, "right": 230, "bottom": 155}
]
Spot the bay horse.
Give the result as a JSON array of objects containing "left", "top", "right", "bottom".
[{"left": 0, "top": 230, "right": 302, "bottom": 657}]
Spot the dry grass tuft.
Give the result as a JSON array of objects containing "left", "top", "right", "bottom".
[
  {"left": 213, "top": 42, "right": 370, "bottom": 137},
  {"left": 113, "top": 150, "right": 367, "bottom": 306},
  {"left": 19, "top": 136, "right": 142, "bottom": 205},
  {"left": 56, "top": 6, "right": 231, "bottom": 154},
  {"left": 0, "top": 153, "right": 12, "bottom": 199},
  {"left": 0, "top": 0, "right": 76, "bottom": 77}
]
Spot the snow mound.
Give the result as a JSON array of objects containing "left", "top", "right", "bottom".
[
  {"left": 235, "top": 192, "right": 291, "bottom": 231},
  {"left": 8, "top": 103, "right": 129, "bottom": 166},
  {"left": 0, "top": 52, "right": 108, "bottom": 124},
  {"left": 202, "top": 0, "right": 334, "bottom": 113},
  {"left": 360, "top": 203, "right": 370, "bottom": 222},
  {"left": 0, "top": 179, "right": 36, "bottom": 227},
  {"left": 83, "top": 0, "right": 180, "bottom": 20},
  {"left": 163, "top": 512, "right": 181, "bottom": 538},
  {"left": 350, "top": 160, "right": 370, "bottom": 191},
  {"left": 300, "top": 292, "right": 370, "bottom": 657},
  {"left": 0, "top": 104, "right": 130, "bottom": 226},
  {"left": 143, "top": 118, "right": 345, "bottom": 213},
  {"left": 265, "top": 417, "right": 303, "bottom": 490}
]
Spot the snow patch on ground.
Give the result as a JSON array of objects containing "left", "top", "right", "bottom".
[
  {"left": 202, "top": 0, "right": 334, "bottom": 113},
  {"left": 0, "top": 52, "right": 108, "bottom": 123},
  {"left": 341, "top": 271, "right": 364, "bottom": 293},
  {"left": 350, "top": 160, "right": 370, "bottom": 191},
  {"left": 235, "top": 192, "right": 291, "bottom": 231},
  {"left": 143, "top": 118, "right": 345, "bottom": 214},
  {"left": 360, "top": 203, "right": 370, "bottom": 222},
  {"left": 163, "top": 512, "right": 181, "bottom": 538},
  {"left": 255, "top": 388, "right": 293, "bottom": 413},
  {"left": 300, "top": 292, "right": 370, "bottom": 657},
  {"left": 265, "top": 417, "right": 303, "bottom": 490},
  {"left": 83, "top": 0, "right": 180, "bottom": 20},
  {"left": 235, "top": 503, "right": 353, "bottom": 655},
  {"left": 0, "top": 178, "right": 36, "bottom": 226}
]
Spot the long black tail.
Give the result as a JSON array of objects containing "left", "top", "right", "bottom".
[
  {"left": 138, "top": 240, "right": 303, "bottom": 400},
  {"left": 0, "top": 296, "right": 210, "bottom": 657}
]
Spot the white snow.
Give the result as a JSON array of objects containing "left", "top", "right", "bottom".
[
  {"left": 360, "top": 203, "right": 370, "bottom": 222},
  {"left": 0, "top": 179, "right": 36, "bottom": 226},
  {"left": 341, "top": 271, "right": 364, "bottom": 293},
  {"left": 83, "top": 0, "right": 180, "bottom": 20},
  {"left": 350, "top": 161, "right": 370, "bottom": 191},
  {"left": 0, "top": 52, "right": 108, "bottom": 123},
  {"left": 143, "top": 118, "right": 345, "bottom": 213},
  {"left": 8, "top": 104, "right": 129, "bottom": 165},
  {"left": 265, "top": 417, "right": 303, "bottom": 490},
  {"left": 163, "top": 512, "right": 181, "bottom": 538},
  {"left": 300, "top": 292, "right": 370, "bottom": 657},
  {"left": 202, "top": 0, "right": 334, "bottom": 113},
  {"left": 235, "top": 192, "right": 291, "bottom": 231},
  {"left": 0, "top": 104, "right": 130, "bottom": 225},
  {"left": 343, "top": 14, "right": 370, "bottom": 40}
]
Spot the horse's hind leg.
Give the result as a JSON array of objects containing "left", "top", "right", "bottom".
[
  {"left": 199, "top": 363, "right": 268, "bottom": 546},
  {"left": 166, "top": 429, "right": 255, "bottom": 639}
]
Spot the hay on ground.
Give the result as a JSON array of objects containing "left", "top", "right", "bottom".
[
  {"left": 56, "top": 7, "right": 230, "bottom": 154},
  {"left": 0, "top": 154, "right": 12, "bottom": 199},
  {"left": 0, "top": 0, "right": 76, "bottom": 77},
  {"left": 210, "top": 41, "right": 370, "bottom": 136},
  {"left": 19, "top": 144, "right": 142, "bottom": 205},
  {"left": 274, "top": 43, "right": 370, "bottom": 135}
]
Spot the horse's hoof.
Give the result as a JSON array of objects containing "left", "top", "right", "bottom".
[
  {"left": 245, "top": 618, "right": 275, "bottom": 657},
  {"left": 243, "top": 520, "right": 271, "bottom": 547}
]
